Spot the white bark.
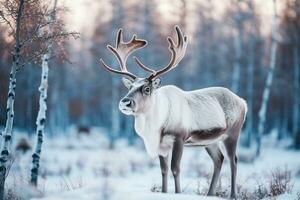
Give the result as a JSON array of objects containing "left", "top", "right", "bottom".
[
  {"left": 293, "top": 44, "right": 299, "bottom": 139},
  {"left": 31, "top": 0, "right": 57, "bottom": 186},
  {"left": 246, "top": 35, "right": 254, "bottom": 147},
  {"left": 0, "top": 0, "right": 24, "bottom": 198},
  {"left": 0, "top": 60, "right": 18, "bottom": 167},
  {"left": 256, "top": 0, "right": 278, "bottom": 156},
  {"left": 31, "top": 52, "right": 49, "bottom": 186},
  {"left": 232, "top": 29, "right": 242, "bottom": 93}
]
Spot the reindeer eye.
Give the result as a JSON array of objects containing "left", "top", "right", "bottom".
[{"left": 142, "top": 86, "right": 151, "bottom": 95}]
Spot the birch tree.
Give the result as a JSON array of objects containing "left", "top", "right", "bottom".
[
  {"left": 289, "top": 0, "right": 300, "bottom": 147},
  {"left": 30, "top": 49, "right": 49, "bottom": 186},
  {"left": 0, "top": 1, "right": 24, "bottom": 198},
  {"left": 256, "top": 0, "right": 278, "bottom": 156},
  {"left": 231, "top": 23, "right": 242, "bottom": 93},
  {"left": 293, "top": 39, "right": 299, "bottom": 145},
  {"left": 0, "top": 0, "right": 78, "bottom": 193},
  {"left": 245, "top": 34, "right": 255, "bottom": 147},
  {"left": 245, "top": 0, "right": 259, "bottom": 147},
  {"left": 30, "top": 0, "right": 57, "bottom": 186},
  {"left": 286, "top": 0, "right": 300, "bottom": 147},
  {"left": 140, "top": 0, "right": 156, "bottom": 72},
  {"left": 231, "top": 0, "right": 243, "bottom": 94},
  {"left": 179, "top": 0, "right": 190, "bottom": 89},
  {"left": 195, "top": 0, "right": 215, "bottom": 86},
  {"left": 109, "top": 0, "right": 124, "bottom": 148}
]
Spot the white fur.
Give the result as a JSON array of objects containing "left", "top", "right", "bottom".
[
  {"left": 158, "top": 135, "right": 175, "bottom": 157},
  {"left": 134, "top": 89, "right": 169, "bottom": 158},
  {"left": 134, "top": 85, "right": 247, "bottom": 158}
]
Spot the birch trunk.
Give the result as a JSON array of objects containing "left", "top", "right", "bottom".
[
  {"left": 30, "top": 52, "right": 50, "bottom": 186},
  {"left": 0, "top": 56, "right": 18, "bottom": 200},
  {"left": 110, "top": 75, "right": 120, "bottom": 149},
  {"left": 293, "top": 42, "right": 300, "bottom": 148},
  {"left": 245, "top": 0, "right": 256, "bottom": 147},
  {"left": 109, "top": 0, "right": 123, "bottom": 149},
  {"left": 256, "top": 0, "right": 278, "bottom": 156},
  {"left": 245, "top": 36, "right": 255, "bottom": 147},
  {"left": 31, "top": 0, "right": 57, "bottom": 186},
  {"left": 277, "top": 98, "right": 288, "bottom": 140},
  {"left": 231, "top": 0, "right": 242, "bottom": 94},
  {"left": 0, "top": 0, "right": 24, "bottom": 198},
  {"left": 231, "top": 28, "right": 242, "bottom": 94},
  {"left": 293, "top": 43, "right": 299, "bottom": 145}
]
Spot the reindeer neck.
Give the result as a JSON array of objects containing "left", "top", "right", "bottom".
[
  {"left": 133, "top": 89, "right": 170, "bottom": 157},
  {"left": 134, "top": 90, "right": 161, "bottom": 132}
]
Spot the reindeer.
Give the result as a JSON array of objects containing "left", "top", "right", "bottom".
[{"left": 99, "top": 26, "right": 247, "bottom": 199}]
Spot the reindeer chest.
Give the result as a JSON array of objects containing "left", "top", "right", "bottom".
[{"left": 134, "top": 114, "right": 178, "bottom": 157}]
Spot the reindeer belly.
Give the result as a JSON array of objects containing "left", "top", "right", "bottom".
[{"left": 184, "top": 127, "right": 228, "bottom": 147}]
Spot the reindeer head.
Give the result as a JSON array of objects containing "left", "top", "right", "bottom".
[{"left": 100, "top": 26, "right": 188, "bottom": 115}]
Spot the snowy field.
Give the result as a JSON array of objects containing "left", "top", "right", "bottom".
[{"left": 7, "top": 127, "right": 300, "bottom": 200}]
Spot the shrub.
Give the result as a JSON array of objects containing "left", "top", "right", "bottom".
[
  {"left": 269, "top": 167, "right": 293, "bottom": 197},
  {"left": 150, "top": 184, "right": 161, "bottom": 193}
]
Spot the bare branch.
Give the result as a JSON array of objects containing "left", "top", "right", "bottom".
[{"left": 0, "top": 10, "right": 14, "bottom": 33}]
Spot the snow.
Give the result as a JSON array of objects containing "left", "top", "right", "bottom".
[
  {"left": 7, "top": 128, "right": 300, "bottom": 200},
  {"left": 33, "top": 179, "right": 222, "bottom": 200}
]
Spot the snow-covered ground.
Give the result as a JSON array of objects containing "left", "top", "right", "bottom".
[{"left": 7, "top": 127, "right": 300, "bottom": 200}]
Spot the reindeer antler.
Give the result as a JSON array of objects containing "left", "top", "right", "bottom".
[
  {"left": 134, "top": 26, "right": 188, "bottom": 80},
  {"left": 100, "top": 29, "right": 147, "bottom": 79},
  {"left": 100, "top": 26, "right": 188, "bottom": 80}
]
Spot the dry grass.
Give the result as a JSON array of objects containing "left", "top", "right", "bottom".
[
  {"left": 59, "top": 177, "right": 83, "bottom": 191},
  {"left": 5, "top": 189, "right": 22, "bottom": 200},
  {"left": 269, "top": 167, "right": 293, "bottom": 196},
  {"left": 238, "top": 168, "right": 293, "bottom": 200},
  {"left": 237, "top": 182, "right": 269, "bottom": 200},
  {"left": 215, "top": 177, "right": 230, "bottom": 198},
  {"left": 150, "top": 184, "right": 162, "bottom": 193},
  {"left": 149, "top": 166, "right": 295, "bottom": 199},
  {"left": 194, "top": 167, "right": 294, "bottom": 200},
  {"left": 4, "top": 175, "right": 44, "bottom": 200}
]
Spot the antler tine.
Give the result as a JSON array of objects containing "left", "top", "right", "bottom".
[
  {"left": 99, "top": 58, "right": 137, "bottom": 79},
  {"left": 99, "top": 26, "right": 187, "bottom": 80},
  {"left": 148, "top": 43, "right": 177, "bottom": 80},
  {"left": 133, "top": 56, "right": 157, "bottom": 74},
  {"left": 116, "top": 28, "right": 123, "bottom": 48},
  {"left": 99, "top": 28, "right": 148, "bottom": 79},
  {"left": 175, "top": 26, "right": 183, "bottom": 47},
  {"left": 133, "top": 26, "right": 187, "bottom": 80},
  {"left": 173, "top": 26, "right": 188, "bottom": 66},
  {"left": 148, "top": 25, "right": 188, "bottom": 80}
]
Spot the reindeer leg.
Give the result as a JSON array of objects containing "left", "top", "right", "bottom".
[
  {"left": 159, "top": 155, "right": 169, "bottom": 193},
  {"left": 205, "top": 144, "right": 224, "bottom": 196},
  {"left": 171, "top": 137, "right": 184, "bottom": 193},
  {"left": 224, "top": 137, "right": 238, "bottom": 199}
]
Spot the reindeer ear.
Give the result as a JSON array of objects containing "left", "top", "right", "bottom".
[
  {"left": 122, "top": 77, "right": 134, "bottom": 89},
  {"left": 152, "top": 78, "right": 161, "bottom": 89}
]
